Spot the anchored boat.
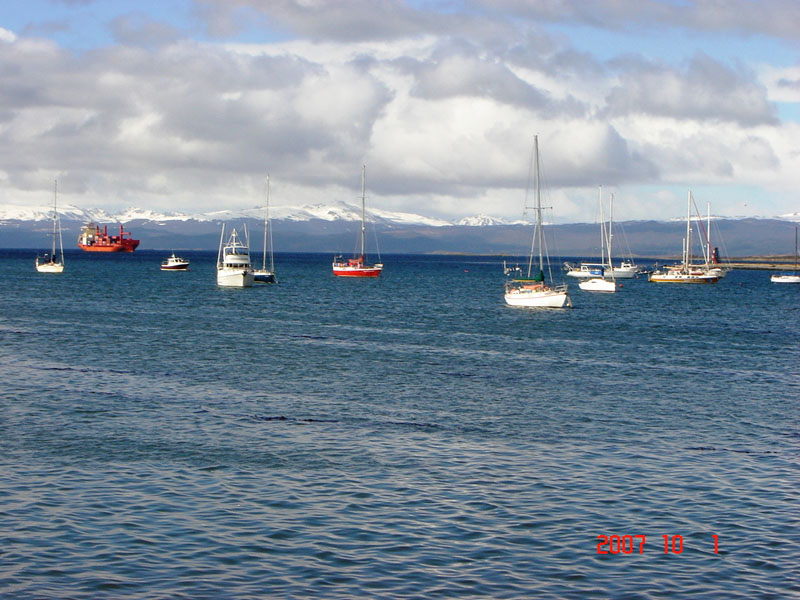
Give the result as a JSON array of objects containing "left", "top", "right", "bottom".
[
  {"left": 332, "top": 165, "right": 383, "bottom": 278},
  {"left": 78, "top": 223, "right": 139, "bottom": 252},
  {"left": 35, "top": 180, "right": 65, "bottom": 273}
]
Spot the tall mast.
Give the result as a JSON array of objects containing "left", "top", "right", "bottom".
[
  {"left": 706, "top": 201, "right": 710, "bottom": 266},
  {"left": 360, "top": 164, "right": 366, "bottom": 258},
  {"left": 268, "top": 176, "right": 274, "bottom": 272},
  {"left": 262, "top": 176, "right": 269, "bottom": 271},
  {"left": 685, "top": 191, "right": 692, "bottom": 271},
  {"left": 51, "top": 180, "right": 58, "bottom": 257},
  {"left": 535, "top": 135, "right": 543, "bottom": 274},
  {"left": 608, "top": 192, "right": 614, "bottom": 274},
  {"left": 598, "top": 185, "right": 606, "bottom": 269}
]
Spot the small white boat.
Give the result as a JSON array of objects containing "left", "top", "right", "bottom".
[
  {"left": 35, "top": 180, "right": 65, "bottom": 274},
  {"left": 565, "top": 263, "right": 605, "bottom": 278},
  {"left": 771, "top": 273, "right": 800, "bottom": 284},
  {"left": 216, "top": 226, "right": 254, "bottom": 287},
  {"left": 161, "top": 252, "right": 189, "bottom": 271},
  {"left": 771, "top": 228, "right": 800, "bottom": 284},
  {"left": 579, "top": 277, "right": 616, "bottom": 292},
  {"left": 578, "top": 187, "right": 616, "bottom": 293},
  {"left": 609, "top": 260, "right": 640, "bottom": 279}
]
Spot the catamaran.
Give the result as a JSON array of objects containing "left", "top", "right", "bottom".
[
  {"left": 504, "top": 135, "right": 571, "bottom": 308},
  {"left": 35, "top": 180, "right": 65, "bottom": 274}
]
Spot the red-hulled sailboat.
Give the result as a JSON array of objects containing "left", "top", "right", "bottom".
[
  {"left": 78, "top": 223, "right": 140, "bottom": 252},
  {"left": 332, "top": 165, "right": 383, "bottom": 277}
]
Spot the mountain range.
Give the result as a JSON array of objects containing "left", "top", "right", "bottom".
[{"left": 2, "top": 202, "right": 799, "bottom": 257}]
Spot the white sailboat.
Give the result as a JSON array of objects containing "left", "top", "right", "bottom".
[
  {"left": 579, "top": 187, "right": 616, "bottom": 293},
  {"left": 771, "top": 228, "right": 800, "bottom": 283},
  {"left": 649, "top": 191, "right": 718, "bottom": 284},
  {"left": 607, "top": 206, "right": 640, "bottom": 278},
  {"left": 253, "top": 175, "right": 277, "bottom": 284},
  {"left": 332, "top": 165, "right": 383, "bottom": 277},
  {"left": 35, "top": 180, "right": 65, "bottom": 274},
  {"left": 216, "top": 225, "right": 255, "bottom": 287},
  {"left": 504, "top": 135, "right": 571, "bottom": 308}
]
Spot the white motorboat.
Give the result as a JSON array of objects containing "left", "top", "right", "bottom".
[
  {"left": 609, "top": 260, "right": 640, "bottom": 278},
  {"left": 216, "top": 226, "right": 254, "bottom": 287},
  {"left": 161, "top": 252, "right": 189, "bottom": 270},
  {"left": 565, "top": 263, "right": 606, "bottom": 278}
]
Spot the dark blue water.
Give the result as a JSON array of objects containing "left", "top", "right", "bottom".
[{"left": 1, "top": 250, "right": 798, "bottom": 599}]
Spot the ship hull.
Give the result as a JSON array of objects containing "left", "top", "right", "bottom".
[
  {"left": 79, "top": 241, "right": 139, "bottom": 252},
  {"left": 217, "top": 268, "right": 254, "bottom": 287},
  {"left": 332, "top": 264, "right": 383, "bottom": 277}
]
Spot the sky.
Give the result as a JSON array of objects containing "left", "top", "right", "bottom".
[{"left": 1, "top": 0, "right": 799, "bottom": 223}]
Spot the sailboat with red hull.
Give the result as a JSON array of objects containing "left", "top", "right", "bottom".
[{"left": 332, "top": 165, "right": 383, "bottom": 277}]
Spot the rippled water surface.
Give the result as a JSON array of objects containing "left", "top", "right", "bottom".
[{"left": 1, "top": 250, "right": 798, "bottom": 599}]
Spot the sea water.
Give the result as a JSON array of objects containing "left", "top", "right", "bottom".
[{"left": 0, "top": 250, "right": 798, "bottom": 599}]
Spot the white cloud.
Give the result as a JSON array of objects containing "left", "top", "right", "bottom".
[
  {"left": 0, "top": 27, "right": 17, "bottom": 43},
  {"left": 0, "top": 1, "right": 798, "bottom": 223}
]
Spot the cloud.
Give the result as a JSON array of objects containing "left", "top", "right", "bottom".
[
  {"left": 0, "top": 27, "right": 18, "bottom": 43},
  {"left": 110, "top": 13, "right": 182, "bottom": 48},
  {"left": 469, "top": 0, "right": 800, "bottom": 41},
  {"left": 605, "top": 53, "right": 777, "bottom": 126},
  {"left": 195, "top": 0, "right": 445, "bottom": 41},
  {"left": 0, "top": 1, "right": 798, "bottom": 223}
]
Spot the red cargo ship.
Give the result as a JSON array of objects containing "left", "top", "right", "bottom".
[{"left": 78, "top": 223, "right": 140, "bottom": 252}]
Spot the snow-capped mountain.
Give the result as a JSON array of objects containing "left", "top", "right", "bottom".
[
  {"left": 0, "top": 201, "right": 452, "bottom": 227},
  {"left": 456, "top": 214, "right": 510, "bottom": 226}
]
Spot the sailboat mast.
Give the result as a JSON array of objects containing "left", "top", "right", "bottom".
[
  {"left": 598, "top": 186, "right": 606, "bottom": 269},
  {"left": 360, "top": 164, "right": 366, "bottom": 259},
  {"left": 534, "top": 136, "right": 543, "bottom": 274},
  {"left": 262, "top": 176, "right": 269, "bottom": 271},
  {"left": 706, "top": 201, "right": 711, "bottom": 267},
  {"left": 608, "top": 192, "right": 614, "bottom": 275},
  {"left": 685, "top": 191, "right": 692, "bottom": 271},
  {"left": 268, "top": 176, "right": 274, "bottom": 273},
  {"left": 51, "top": 180, "right": 58, "bottom": 256}
]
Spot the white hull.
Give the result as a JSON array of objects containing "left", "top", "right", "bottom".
[
  {"left": 253, "top": 269, "right": 276, "bottom": 283},
  {"left": 161, "top": 253, "right": 189, "bottom": 270},
  {"left": 504, "top": 284, "right": 571, "bottom": 308},
  {"left": 35, "top": 261, "right": 64, "bottom": 274},
  {"left": 217, "top": 268, "right": 254, "bottom": 287},
  {"left": 609, "top": 263, "right": 639, "bottom": 278},
  {"left": 565, "top": 264, "right": 605, "bottom": 278},
  {"left": 579, "top": 277, "right": 616, "bottom": 292},
  {"left": 771, "top": 274, "right": 800, "bottom": 283}
]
